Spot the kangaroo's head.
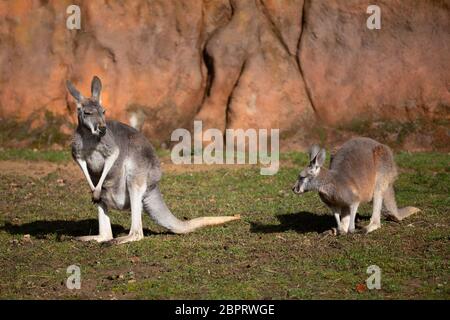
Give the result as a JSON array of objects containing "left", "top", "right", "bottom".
[
  {"left": 66, "top": 76, "right": 107, "bottom": 137},
  {"left": 292, "top": 145, "right": 326, "bottom": 194}
]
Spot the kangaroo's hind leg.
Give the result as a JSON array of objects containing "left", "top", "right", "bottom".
[
  {"left": 77, "top": 203, "right": 113, "bottom": 242},
  {"left": 364, "top": 190, "right": 383, "bottom": 234},
  {"left": 110, "top": 179, "right": 146, "bottom": 245},
  {"left": 348, "top": 202, "right": 359, "bottom": 234},
  {"left": 382, "top": 184, "right": 420, "bottom": 222}
]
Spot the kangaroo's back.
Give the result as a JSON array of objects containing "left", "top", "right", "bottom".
[
  {"left": 330, "top": 137, "right": 397, "bottom": 202},
  {"left": 107, "top": 120, "right": 160, "bottom": 165}
]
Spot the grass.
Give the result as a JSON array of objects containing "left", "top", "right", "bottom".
[
  {"left": 0, "top": 148, "right": 170, "bottom": 163},
  {"left": 0, "top": 148, "right": 72, "bottom": 163},
  {"left": 0, "top": 150, "right": 448, "bottom": 299}
]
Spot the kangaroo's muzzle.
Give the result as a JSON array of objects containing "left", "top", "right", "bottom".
[
  {"left": 98, "top": 125, "right": 107, "bottom": 136},
  {"left": 292, "top": 181, "right": 301, "bottom": 194}
]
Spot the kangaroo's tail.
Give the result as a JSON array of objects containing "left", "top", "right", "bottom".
[
  {"left": 396, "top": 206, "right": 421, "bottom": 220},
  {"left": 382, "top": 185, "right": 420, "bottom": 222},
  {"left": 142, "top": 185, "right": 240, "bottom": 234}
]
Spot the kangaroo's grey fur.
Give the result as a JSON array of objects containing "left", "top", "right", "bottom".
[
  {"left": 292, "top": 137, "right": 420, "bottom": 235},
  {"left": 66, "top": 76, "right": 240, "bottom": 244}
]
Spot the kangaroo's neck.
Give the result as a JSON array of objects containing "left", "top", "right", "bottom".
[
  {"left": 76, "top": 120, "right": 91, "bottom": 135},
  {"left": 309, "top": 168, "right": 336, "bottom": 195}
]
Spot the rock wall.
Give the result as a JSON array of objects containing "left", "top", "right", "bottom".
[
  {"left": 0, "top": 0, "right": 448, "bottom": 146},
  {"left": 300, "top": 0, "right": 450, "bottom": 124}
]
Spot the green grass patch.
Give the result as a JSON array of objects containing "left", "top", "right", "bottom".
[{"left": 0, "top": 148, "right": 72, "bottom": 163}]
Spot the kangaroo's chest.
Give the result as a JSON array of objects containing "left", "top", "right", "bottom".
[
  {"left": 319, "top": 192, "right": 338, "bottom": 207},
  {"left": 318, "top": 188, "right": 352, "bottom": 208},
  {"left": 86, "top": 150, "right": 105, "bottom": 174}
]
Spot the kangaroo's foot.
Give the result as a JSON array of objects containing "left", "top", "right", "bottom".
[
  {"left": 108, "top": 232, "right": 144, "bottom": 245},
  {"left": 364, "top": 222, "right": 381, "bottom": 234},
  {"left": 76, "top": 235, "right": 112, "bottom": 243},
  {"left": 326, "top": 227, "right": 347, "bottom": 236}
]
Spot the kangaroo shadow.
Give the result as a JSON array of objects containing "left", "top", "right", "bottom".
[
  {"left": 250, "top": 211, "right": 336, "bottom": 234},
  {"left": 0, "top": 219, "right": 160, "bottom": 239},
  {"left": 250, "top": 211, "right": 370, "bottom": 234}
]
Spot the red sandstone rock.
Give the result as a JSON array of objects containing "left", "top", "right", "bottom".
[
  {"left": 196, "top": 0, "right": 313, "bottom": 135},
  {"left": 299, "top": 0, "right": 450, "bottom": 124}
]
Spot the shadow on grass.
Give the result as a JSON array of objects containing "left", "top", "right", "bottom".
[
  {"left": 250, "top": 212, "right": 371, "bottom": 234},
  {"left": 250, "top": 211, "right": 336, "bottom": 234},
  {"left": 0, "top": 219, "right": 160, "bottom": 239}
]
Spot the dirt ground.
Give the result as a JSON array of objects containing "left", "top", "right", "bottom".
[{"left": 0, "top": 157, "right": 283, "bottom": 180}]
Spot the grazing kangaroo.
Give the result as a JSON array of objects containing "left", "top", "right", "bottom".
[
  {"left": 66, "top": 76, "right": 240, "bottom": 244},
  {"left": 292, "top": 137, "right": 420, "bottom": 235}
]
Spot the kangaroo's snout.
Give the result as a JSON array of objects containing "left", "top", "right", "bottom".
[
  {"left": 98, "top": 125, "right": 107, "bottom": 136},
  {"left": 292, "top": 181, "right": 301, "bottom": 194}
]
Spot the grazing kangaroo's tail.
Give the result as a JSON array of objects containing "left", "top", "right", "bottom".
[
  {"left": 382, "top": 185, "right": 420, "bottom": 222},
  {"left": 142, "top": 185, "right": 240, "bottom": 234},
  {"left": 396, "top": 206, "right": 421, "bottom": 220}
]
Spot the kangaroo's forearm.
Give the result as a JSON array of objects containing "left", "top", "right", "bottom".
[
  {"left": 75, "top": 158, "right": 96, "bottom": 191},
  {"left": 94, "top": 148, "right": 119, "bottom": 191}
]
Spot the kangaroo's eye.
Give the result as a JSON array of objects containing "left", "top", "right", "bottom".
[{"left": 102, "top": 110, "right": 106, "bottom": 114}]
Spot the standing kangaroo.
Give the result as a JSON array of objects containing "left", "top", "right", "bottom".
[
  {"left": 66, "top": 76, "right": 240, "bottom": 244},
  {"left": 292, "top": 137, "right": 420, "bottom": 235}
]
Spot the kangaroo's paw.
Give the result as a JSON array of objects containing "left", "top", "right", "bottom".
[
  {"left": 324, "top": 227, "right": 346, "bottom": 236},
  {"left": 91, "top": 189, "right": 102, "bottom": 203},
  {"left": 364, "top": 223, "right": 381, "bottom": 234},
  {"left": 76, "top": 235, "right": 112, "bottom": 243},
  {"left": 108, "top": 233, "right": 143, "bottom": 245},
  {"left": 321, "top": 228, "right": 337, "bottom": 236}
]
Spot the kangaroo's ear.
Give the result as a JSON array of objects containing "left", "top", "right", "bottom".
[
  {"left": 66, "top": 80, "right": 84, "bottom": 103},
  {"left": 314, "top": 148, "right": 326, "bottom": 167},
  {"left": 309, "top": 144, "right": 321, "bottom": 162},
  {"left": 91, "top": 76, "right": 102, "bottom": 102}
]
